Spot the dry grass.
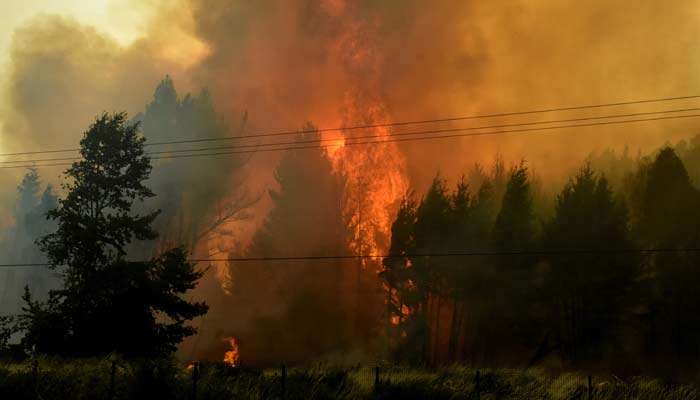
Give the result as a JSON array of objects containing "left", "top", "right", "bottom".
[{"left": 0, "top": 358, "right": 699, "bottom": 399}]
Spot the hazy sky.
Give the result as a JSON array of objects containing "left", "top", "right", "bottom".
[
  {"left": 2, "top": 0, "right": 700, "bottom": 188},
  {"left": 0, "top": 1, "right": 165, "bottom": 155},
  {"left": 0, "top": 1, "right": 145, "bottom": 54}
]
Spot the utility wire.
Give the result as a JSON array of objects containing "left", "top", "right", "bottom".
[
  {"left": 1, "top": 247, "right": 699, "bottom": 268},
  {"left": 1, "top": 94, "right": 699, "bottom": 158},
  {"left": 3, "top": 106, "right": 699, "bottom": 166},
  {"left": 3, "top": 112, "right": 700, "bottom": 170}
]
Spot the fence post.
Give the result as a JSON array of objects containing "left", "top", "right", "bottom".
[
  {"left": 108, "top": 360, "right": 116, "bottom": 400},
  {"left": 588, "top": 375, "right": 592, "bottom": 400},
  {"left": 475, "top": 370, "right": 480, "bottom": 400},
  {"left": 281, "top": 364, "right": 286, "bottom": 400},
  {"left": 374, "top": 366, "right": 380, "bottom": 393},
  {"left": 191, "top": 362, "right": 199, "bottom": 400},
  {"left": 32, "top": 358, "right": 39, "bottom": 400}
]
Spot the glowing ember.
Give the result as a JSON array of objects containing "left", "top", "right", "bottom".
[{"left": 223, "top": 337, "right": 240, "bottom": 367}]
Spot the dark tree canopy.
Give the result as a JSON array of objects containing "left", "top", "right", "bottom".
[
  {"left": 542, "top": 166, "right": 636, "bottom": 361},
  {"left": 21, "top": 112, "right": 207, "bottom": 358},
  {"left": 230, "top": 124, "right": 361, "bottom": 365},
  {"left": 39, "top": 112, "right": 159, "bottom": 278},
  {"left": 492, "top": 163, "right": 535, "bottom": 252}
]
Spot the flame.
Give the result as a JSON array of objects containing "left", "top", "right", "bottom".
[
  {"left": 223, "top": 337, "right": 240, "bottom": 367},
  {"left": 323, "top": 5, "right": 410, "bottom": 264},
  {"left": 325, "top": 92, "right": 409, "bottom": 265}
]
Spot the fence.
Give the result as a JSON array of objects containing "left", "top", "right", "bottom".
[{"left": 0, "top": 358, "right": 694, "bottom": 399}]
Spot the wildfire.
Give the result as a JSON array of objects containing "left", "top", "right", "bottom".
[
  {"left": 223, "top": 337, "right": 240, "bottom": 367},
  {"left": 324, "top": 5, "right": 410, "bottom": 264},
  {"left": 325, "top": 93, "right": 409, "bottom": 265}
]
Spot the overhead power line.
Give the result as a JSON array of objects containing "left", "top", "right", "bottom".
[
  {"left": 1, "top": 247, "right": 699, "bottom": 268},
  {"left": 4, "top": 106, "right": 699, "bottom": 166},
  {"left": 3, "top": 111, "right": 700, "bottom": 170},
  {"left": 1, "top": 93, "right": 699, "bottom": 158}
]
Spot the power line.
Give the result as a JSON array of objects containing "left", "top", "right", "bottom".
[
  {"left": 4, "top": 106, "right": 699, "bottom": 166},
  {"left": 3, "top": 111, "right": 700, "bottom": 170},
  {"left": 2, "top": 93, "right": 700, "bottom": 158},
  {"left": 1, "top": 247, "right": 699, "bottom": 268}
]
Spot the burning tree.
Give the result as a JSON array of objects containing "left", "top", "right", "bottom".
[{"left": 19, "top": 112, "right": 208, "bottom": 357}]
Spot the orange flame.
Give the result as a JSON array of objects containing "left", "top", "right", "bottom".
[
  {"left": 223, "top": 337, "right": 239, "bottom": 367},
  {"left": 325, "top": 94, "right": 409, "bottom": 265}
]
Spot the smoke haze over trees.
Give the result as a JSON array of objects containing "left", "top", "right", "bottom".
[
  {"left": 380, "top": 145, "right": 700, "bottom": 375},
  {"left": 17, "top": 113, "right": 207, "bottom": 357}
]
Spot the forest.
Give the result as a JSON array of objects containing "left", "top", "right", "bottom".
[
  {"left": 381, "top": 144, "right": 700, "bottom": 374},
  {"left": 1, "top": 78, "right": 700, "bottom": 381}
]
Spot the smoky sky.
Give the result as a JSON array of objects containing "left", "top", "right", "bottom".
[{"left": 3, "top": 1, "right": 700, "bottom": 185}]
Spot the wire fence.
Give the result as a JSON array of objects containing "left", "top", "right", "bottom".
[{"left": 1, "top": 358, "right": 699, "bottom": 399}]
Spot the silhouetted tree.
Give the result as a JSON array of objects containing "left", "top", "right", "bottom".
[
  {"left": 135, "top": 77, "right": 255, "bottom": 258},
  {"left": 484, "top": 163, "right": 538, "bottom": 362},
  {"left": 542, "top": 166, "right": 636, "bottom": 362},
  {"left": 381, "top": 193, "right": 417, "bottom": 360},
  {"left": 232, "top": 124, "right": 357, "bottom": 365},
  {"left": 492, "top": 163, "right": 535, "bottom": 253},
  {"left": 21, "top": 112, "right": 207, "bottom": 357},
  {"left": 635, "top": 148, "right": 700, "bottom": 357},
  {"left": 411, "top": 176, "right": 452, "bottom": 364}
]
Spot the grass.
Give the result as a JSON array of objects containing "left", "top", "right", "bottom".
[{"left": 0, "top": 357, "right": 699, "bottom": 399}]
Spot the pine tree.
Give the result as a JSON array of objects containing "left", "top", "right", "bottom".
[
  {"left": 22, "top": 112, "right": 208, "bottom": 357},
  {"left": 543, "top": 165, "right": 635, "bottom": 362}
]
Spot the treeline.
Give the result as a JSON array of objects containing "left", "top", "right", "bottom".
[
  {"left": 0, "top": 169, "right": 59, "bottom": 316},
  {"left": 382, "top": 146, "right": 700, "bottom": 373}
]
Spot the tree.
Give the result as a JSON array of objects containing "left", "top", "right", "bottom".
[
  {"left": 486, "top": 163, "right": 538, "bottom": 362},
  {"left": 137, "top": 77, "right": 255, "bottom": 260},
  {"left": 635, "top": 148, "right": 700, "bottom": 357},
  {"left": 381, "top": 193, "right": 418, "bottom": 361},
  {"left": 0, "top": 170, "right": 56, "bottom": 316},
  {"left": 542, "top": 166, "right": 635, "bottom": 362},
  {"left": 228, "top": 124, "right": 358, "bottom": 365},
  {"left": 22, "top": 112, "right": 207, "bottom": 357},
  {"left": 492, "top": 163, "right": 535, "bottom": 253},
  {"left": 410, "top": 176, "right": 452, "bottom": 364}
]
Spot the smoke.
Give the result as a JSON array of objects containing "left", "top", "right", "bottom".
[
  {"left": 2, "top": 0, "right": 700, "bottom": 362},
  {"left": 175, "top": 0, "right": 700, "bottom": 186}
]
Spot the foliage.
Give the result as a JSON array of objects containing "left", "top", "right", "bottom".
[
  {"left": 0, "top": 169, "right": 58, "bottom": 316},
  {"left": 381, "top": 149, "right": 700, "bottom": 370},
  {"left": 20, "top": 112, "right": 207, "bottom": 358},
  {"left": 134, "top": 76, "right": 254, "bottom": 253},
  {"left": 230, "top": 124, "right": 362, "bottom": 364},
  {"left": 542, "top": 166, "right": 636, "bottom": 362}
]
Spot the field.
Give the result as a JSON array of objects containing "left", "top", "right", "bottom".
[{"left": 1, "top": 358, "right": 700, "bottom": 399}]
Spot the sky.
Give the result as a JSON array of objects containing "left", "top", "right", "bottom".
[
  {"left": 0, "top": 0, "right": 149, "bottom": 149},
  {"left": 0, "top": 0, "right": 146, "bottom": 51}
]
